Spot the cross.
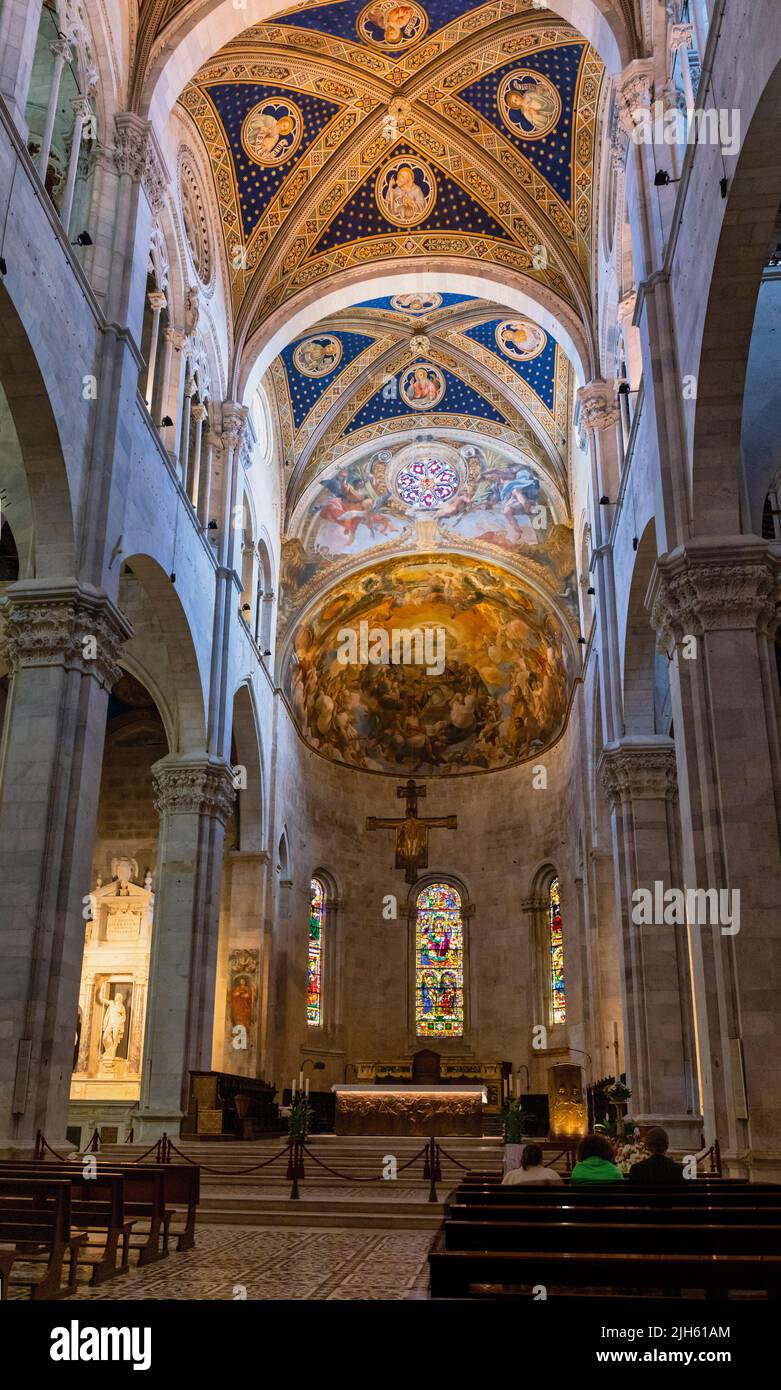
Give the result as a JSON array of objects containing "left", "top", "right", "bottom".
[{"left": 366, "top": 778, "right": 458, "bottom": 884}]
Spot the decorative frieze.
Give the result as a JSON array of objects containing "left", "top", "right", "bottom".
[
  {"left": 648, "top": 541, "right": 781, "bottom": 647},
  {"left": 152, "top": 757, "right": 236, "bottom": 825},
  {"left": 0, "top": 583, "right": 132, "bottom": 690},
  {"left": 599, "top": 740, "right": 678, "bottom": 805}
]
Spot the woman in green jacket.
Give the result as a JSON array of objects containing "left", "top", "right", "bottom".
[{"left": 570, "top": 1134, "right": 624, "bottom": 1184}]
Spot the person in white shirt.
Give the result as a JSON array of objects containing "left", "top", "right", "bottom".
[{"left": 501, "top": 1143, "right": 564, "bottom": 1186}]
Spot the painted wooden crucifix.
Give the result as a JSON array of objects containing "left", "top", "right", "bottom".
[{"left": 366, "top": 778, "right": 457, "bottom": 884}]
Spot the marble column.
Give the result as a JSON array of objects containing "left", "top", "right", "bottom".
[
  {"left": 189, "top": 403, "right": 207, "bottom": 512},
  {"left": 599, "top": 737, "right": 700, "bottom": 1148},
  {"left": 179, "top": 372, "right": 196, "bottom": 490},
  {"left": 670, "top": 24, "right": 696, "bottom": 116},
  {"left": 648, "top": 538, "right": 781, "bottom": 1175},
  {"left": 0, "top": 582, "right": 131, "bottom": 1152},
  {"left": 135, "top": 755, "right": 235, "bottom": 1140},
  {"left": 59, "top": 94, "right": 93, "bottom": 235},
  {"left": 0, "top": 0, "right": 43, "bottom": 138},
  {"left": 207, "top": 406, "right": 249, "bottom": 760},
  {"left": 577, "top": 381, "right": 623, "bottom": 744},
  {"left": 144, "top": 290, "right": 167, "bottom": 411},
  {"left": 614, "top": 61, "right": 663, "bottom": 280},
  {"left": 36, "top": 37, "right": 72, "bottom": 186}
]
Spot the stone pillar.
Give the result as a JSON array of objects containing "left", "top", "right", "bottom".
[
  {"left": 160, "top": 327, "right": 187, "bottom": 461},
  {"left": 0, "top": 583, "right": 131, "bottom": 1152},
  {"left": 59, "top": 94, "right": 93, "bottom": 235},
  {"left": 614, "top": 60, "right": 662, "bottom": 280},
  {"left": 599, "top": 737, "right": 700, "bottom": 1148},
  {"left": 648, "top": 538, "right": 781, "bottom": 1174},
  {"left": 189, "top": 402, "right": 207, "bottom": 511},
  {"left": 577, "top": 380, "right": 623, "bottom": 744},
  {"left": 108, "top": 114, "right": 166, "bottom": 341},
  {"left": 214, "top": 850, "right": 270, "bottom": 1076},
  {"left": 207, "top": 406, "right": 248, "bottom": 760},
  {"left": 135, "top": 755, "right": 235, "bottom": 1140},
  {"left": 144, "top": 290, "right": 166, "bottom": 410},
  {"left": 0, "top": 0, "right": 43, "bottom": 138},
  {"left": 179, "top": 372, "right": 196, "bottom": 488},
  {"left": 669, "top": 23, "right": 696, "bottom": 116},
  {"left": 37, "top": 37, "right": 72, "bottom": 185}
]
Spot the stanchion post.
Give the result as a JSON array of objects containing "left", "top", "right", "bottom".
[
  {"left": 287, "top": 1138, "right": 304, "bottom": 1199},
  {"left": 427, "top": 1135, "right": 439, "bottom": 1203}
]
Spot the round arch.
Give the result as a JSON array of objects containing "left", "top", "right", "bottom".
[
  {"left": 230, "top": 679, "right": 265, "bottom": 852},
  {"left": 0, "top": 282, "right": 75, "bottom": 577},
  {"left": 141, "top": 0, "right": 628, "bottom": 128},
  {"left": 119, "top": 553, "right": 208, "bottom": 752},
  {"left": 621, "top": 519, "right": 664, "bottom": 736},
  {"left": 237, "top": 264, "right": 594, "bottom": 403}
]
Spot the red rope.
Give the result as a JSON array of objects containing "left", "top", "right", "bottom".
[
  {"left": 164, "top": 1137, "right": 290, "bottom": 1175},
  {"left": 299, "top": 1142, "right": 429, "bottom": 1182}
]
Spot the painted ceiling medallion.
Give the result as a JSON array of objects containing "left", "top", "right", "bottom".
[
  {"left": 293, "top": 334, "right": 343, "bottom": 377},
  {"left": 495, "top": 318, "right": 548, "bottom": 362},
  {"left": 498, "top": 70, "right": 562, "bottom": 140},
  {"left": 399, "top": 361, "right": 446, "bottom": 409},
  {"left": 241, "top": 97, "right": 303, "bottom": 165},
  {"left": 357, "top": 2, "right": 428, "bottom": 51},
  {"left": 395, "top": 458, "right": 460, "bottom": 511},
  {"left": 391, "top": 292, "right": 442, "bottom": 314},
  {"left": 376, "top": 157, "right": 437, "bottom": 226}
]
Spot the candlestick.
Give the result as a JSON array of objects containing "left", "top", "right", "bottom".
[{"left": 292, "top": 1078, "right": 296, "bottom": 1101}]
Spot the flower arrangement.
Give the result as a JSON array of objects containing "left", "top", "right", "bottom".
[
  {"left": 595, "top": 1079, "right": 634, "bottom": 1140},
  {"left": 612, "top": 1138, "right": 650, "bottom": 1174},
  {"left": 502, "top": 1097, "right": 534, "bottom": 1144}
]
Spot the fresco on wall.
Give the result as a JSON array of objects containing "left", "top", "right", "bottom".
[
  {"left": 280, "top": 448, "right": 577, "bottom": 625},
  {"left": 283, "top": 556, "right": 573, "bottom": 775}
]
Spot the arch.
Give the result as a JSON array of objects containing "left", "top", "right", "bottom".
[
  {"left": 622, "top": 519, "right": 665, "bottom": 736},
  {"left": 691, "top": 57, "right": 781, "bottom": 535},
  {"left": 277, "top": 826, "right": 292, "bottom": 883},
  {"left": 254, "top": 532, "right": 275, "bottom": 656},
  {"left": 0, "top": 282, "right": 75, "bottom": 577},
  {"left": 238, "top": 264, "right": 593, "bottom": 402},
  {"left": 141, "top": 0, "right": 628, "bottom": 129},
  {"left": 230, "top": 680, "right": 264, "bottom": 852},
  {"left": 119, "top": 553, "right": 207, "bottom": 752}
]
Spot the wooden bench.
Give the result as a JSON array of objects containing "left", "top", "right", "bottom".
[
  {"left": 0, "top": 1179, "right": 86, "bottom": 1299},
  {"left": 443, "top": 1218, "right": 781, "bottom": 1255},
  {"left": 450, "top": 1185, "right": 781, "bottom": 1207},
  {"left": 428, "top": 1231, "right": 781, "bottom": 1298},
  {"left": 446, "top": 1201, "right": 781, "bottom": 1226},
  {"left": 0, "top": 1167, "right": 131, "bottom": 1284}
]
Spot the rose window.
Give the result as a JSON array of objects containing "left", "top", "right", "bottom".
[{"left": 395, "top": 458, "right": 459, "bottom": 510}]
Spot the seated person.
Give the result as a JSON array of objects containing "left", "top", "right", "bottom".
[
  {"left": 627, "top": 1126, "right": 685, "bottom": 1184},
  {"left": 570, "top": 1133, "right": 624, "bottom": 1185},
  {"left": 502, "top": 1143, "right": 563, "bottom": 1186}
]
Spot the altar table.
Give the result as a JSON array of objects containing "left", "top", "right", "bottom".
[{"left": 332, "top": 1083, "right": 486, "bottom": 1136}]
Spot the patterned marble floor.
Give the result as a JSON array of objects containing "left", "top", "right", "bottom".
[{"left": 55, "top": 1226, "right": 434, "bottom": 1301}]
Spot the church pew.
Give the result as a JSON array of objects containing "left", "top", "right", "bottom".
[
  {"left": 96, "top": 1162, "right": 200, "bottom": 1252},
  {"left": 442, "top": 1218, "right": 781, "bottom": 1256},
  {"left": 0, "top": 1167, "right": 131, "bottom": 1283},
  {"left": 428, "top": 1231, "right": 781, "bottom": 1299},
  {"left": 0, "top": 1161, "right": 169, "bottom": 1266},
  {"left": 446, "top": 1202, "right": 781, "bottom": 1226},
  {"left": 0, "top": 1179, "right": 87, "bottom": 1299},
  {"left": 449, "top": 1185, "right": 781, "bottom": 1207}
]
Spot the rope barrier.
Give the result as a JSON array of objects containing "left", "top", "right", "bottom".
[
  {"left": 299, "top": 1141, "right": 429, "bottom": 1183},
  {"left": 435, "top": 1144, "right": 470, "bottom": 1170},
  {"left": 164, "top": 1136, "right": 290, "bottom": 1176}
]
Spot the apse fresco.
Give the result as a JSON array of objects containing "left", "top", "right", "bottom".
[
  {"left": 280, "top": 448, "right": 577, "bottom": 624},
  {"left": 283, "top": 556, "right": 574, "bottom": 774}
]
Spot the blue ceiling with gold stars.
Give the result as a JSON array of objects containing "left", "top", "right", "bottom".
[
  {"left": 462, "top": 319, "right": 558, "bottom": 412},
  {"left": 344, "top": 361, "right": 506, "bottom": 434},
  {"left": 355, "top": 293, "right": 476, "bottom": 314},
  {"left": 273, "top": 0, "right": 492, "bottom": 54},
  {"left": 458, "top": 42, "right": 586, "bottom": 207},
  {"left": 201, "top": 81, "right": 343, "bottom": 240},
  {"left": 311, "top": 142, "right": 511, "bottom": 255},
  {"left": 280, "top": 330, "right": 377, "bottom": 430}
]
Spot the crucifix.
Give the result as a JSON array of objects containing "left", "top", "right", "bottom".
[{"left": 366, "top": 778, "right": 457, "bottom": 883}]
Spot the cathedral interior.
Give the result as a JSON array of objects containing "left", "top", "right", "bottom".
[{"left": 1, "top": 0, "right": 781, "bottom": 1321}]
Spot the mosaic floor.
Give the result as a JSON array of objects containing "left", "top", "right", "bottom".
[{"left": 48, "top": 1226, "right": 434, "bottom": 1301}]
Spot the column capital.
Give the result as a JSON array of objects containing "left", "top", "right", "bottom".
[
  {"left": 0, "top": 582, "right": 132, "bottom": 690},
  {"left": 163, "top": 325, "right": 188, "bottom": 352},
  {"left": 669, "top": 22, "right": 694, "bottom": 54},
  {"left": 148, "top": 289, "right": 167, "bottom": 313},
  {"left": 151, "top": 754, "right": 236, "bottom": 825},
  {"left": 614, "top": 58, "right": 655, "bottom": 138},
  {"left": 598, "top": 737, "right": 678, "bottom": 805},
  {"left": 191, "top": 402, "right": 208, "bottom": 425},
  {"left": 71, "top": 94, "right": 93, "bottom": 122},
  {"left": 220, "top": 401, "right": 249, "bottom": 452},
  {"left": 648, "top": 538, "right": 781, "bottom": 645},
  {"left": 50, "top": 36, "right": 73, "bottom": 66},
  {"left": 576, "top": 379, "right": 620, "bottom": 433},
  {"left": 113, "top": 112, "right": 150, "bottom": 181}
]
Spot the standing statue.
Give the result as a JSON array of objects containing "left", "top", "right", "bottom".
[{"left": 99, "top": 986, "right": 127, "bottom": 1060}]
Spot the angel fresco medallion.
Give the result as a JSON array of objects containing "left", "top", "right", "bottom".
[
  {"left": 376, "top": 158, "right": 436, "bottom": 227},
  {"left": 399, "top": 362, "right": 446, "bottom": 410},
  {"left": 293, "top": 334, "right": 343, "bottom": 378},
  {"left": 357, "top": 2, "right": 428, "bottom": 51},
  {"left": 495, "top": 318, "right": 548, "bottom": 362},
  {"left": 498, "top": 70, "right": 562, "bottom": 140},
  {"left": 391, "top": 292, "right": 442, "bottom": 314},
  {"left": 242, "top": 98, "right": 303, "bottom": 166}
]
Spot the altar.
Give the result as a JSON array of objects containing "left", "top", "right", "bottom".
[{"left": 332, "top": 1084, "right": 486, "bottom": 1137}]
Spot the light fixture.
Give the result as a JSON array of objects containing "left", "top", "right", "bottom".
[
  {"left": 262, "top": 649, "right": 271, "bottom": 657},
  {"left": 71, "top": 230, "right": 92, "bottom": 246},
  {"left": 720, "top": 176, "right": 729, "bottom": 199},
  {"left": 577, "top": 635, "right": 587, "bottom": 646},
  {"left": 632, "top": 536, "right": 639, "bottom": 551},
  {"left": 599, "top": 495, "right": 613, "bottom": 506},
  {"left": 0, "top": 257, "right": 6, "bottom": 276},
  {"left": 587, "top": 586, "right": 595, "bottom": 596},
  {"left": 654, "top": 170, "right": 680, "bottom": 188},
  {"left": 241, "top": 603, "right": 251, "bottom": 612},
  {"left": 207, "top": 519, "right": 218, "bottom": 530},
  {"left": 161, "top": 415, "right": 174, "bottom": 428},
  {"left": 169, "top": 572, "right": 176, "bottom": 583}
]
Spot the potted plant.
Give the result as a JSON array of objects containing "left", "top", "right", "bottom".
[
  {"left": 502, "top": 1096, "right": 533, "bottom": 1172},
  {"left": 288, "top": 1093, "right": 314, "bottom": 1144},
  {"left": 597, "top": 1080, "right": 632, "bottom": 1139}
]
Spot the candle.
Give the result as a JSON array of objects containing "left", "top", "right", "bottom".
[
  {"left": 299, "top": 1069, "right": 304, "bottom": 1090},
  {"left": 305, "top": 1077, "right": 310, "bottom": 1097},
  {"left": 292, "top": 1078, "right": 297, "bottom": 1101}
]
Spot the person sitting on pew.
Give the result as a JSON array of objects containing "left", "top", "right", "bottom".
[
  {"left": 570, "top": 1134, "right": 624, "bottom": 1185},
  {"left": 501, "top": 1143, "right": 564, "bottom": 1186},
  {"left": 627, "top": 1126, "right": 685, "bottom": 1184}
]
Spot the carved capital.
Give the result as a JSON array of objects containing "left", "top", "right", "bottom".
[
  {"left": 191, "top": 403, "right": 208, "bottom": 425},
  {"left": 71, "top": 95, "right": 93, "bottom": 124},
  {"left": 152, "top": 756, "right": 236, "bottom": 825},
  {"left": 148, "top": 289, "right": 167, "bottom": 313},
  {"left": 113, "top": 112, "right": 150, "bottom": 182},
  {"left": 0, "top": 583, "right": 132, "bottom": 690},
  {"left": 648, "top": 540, "right": 781, "bottom": 646},
  {"left": 577, "top": 379, "right": 620, "bottom": 434},
  {"left": 614, "top": 59, "right": 655, "bottom": 138},
  {"left": 50, "top": 36, "right": 73, "bottom": 67},
  {"left": 163, "top": 326, "right": 188, "bottom": 352},
  {"left": 220, "top": 401, "right": 249, "bottom": 453},
  {"left": 669, "top": 22, "right": 694, "bottom": 54},
  {"left": 142, "top": 139, "right": 167, "bottom": 217},
  {"left": 599, "top": 739, "right": 678, "bottom": 805}
]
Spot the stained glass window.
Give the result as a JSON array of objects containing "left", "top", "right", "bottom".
[
  {"left": 307, "top": 877, "right": 325, "bottom": 1026},
  {"left": 415, "top": 882, "right": 464, "bottom": 1037},
  {"left": 549, "top": 876, "right": 566, "bottom": 1024}
]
